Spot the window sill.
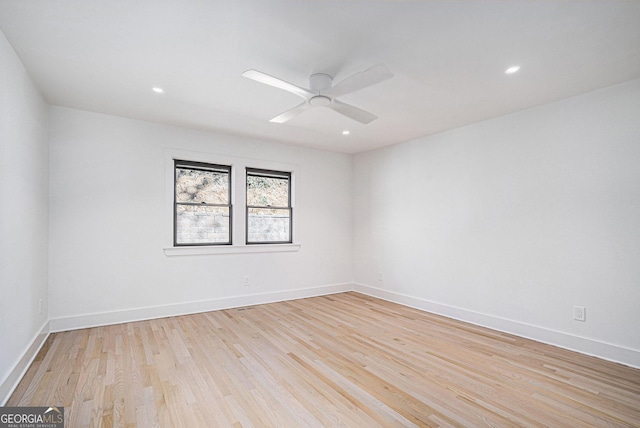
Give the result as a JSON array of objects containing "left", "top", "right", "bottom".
[{"left": 163, "top": 243, "right": 301, "bottom": 256}]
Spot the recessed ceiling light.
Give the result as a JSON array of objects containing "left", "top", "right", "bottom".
[
  {"left": 342, "top": 130, "right": 350, "bottom": 135},
  {"left": 505, "top": 66, "right": 520, "bottom": 75},
  {"left": 152, "top": 87, "right": 164, "bottom": 93}
]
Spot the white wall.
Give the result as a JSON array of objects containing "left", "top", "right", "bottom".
[
  {"left": 0, "top": 30, "right": 49, "bottom": 400},
  {"left": 353, "top": 79, "right": 640, "bottom": 367},
  {"left": 47, "top": 107, "right": 353, "bottom": 328}
]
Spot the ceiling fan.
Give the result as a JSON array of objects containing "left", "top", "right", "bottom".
[{"left": 242, "top": 64, "right": 393, "bottom": 124}]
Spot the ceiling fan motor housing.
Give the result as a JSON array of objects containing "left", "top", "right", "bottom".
[
  {"left": 310, "top": 73, "right": 333, "bottom": 93},
  {"left": 308, "top": 73, "right": 333, "bottom": 106}
]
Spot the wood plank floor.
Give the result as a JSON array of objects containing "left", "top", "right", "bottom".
[{"left": 8, "top": 292, "right": 640, "bottom": 427}]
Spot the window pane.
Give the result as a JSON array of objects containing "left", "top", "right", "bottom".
[
  {"left": 247, "top": 207, "right": 290, "bottom": 243},
  {"left": 247, "top": 175, "right": 289, "bottom": 207},
  {"left": 176, "top": 168, "right": 229, "bottom": 204},
  {"left": 176, "top": 205, "right": 230, "bottom": 244}
]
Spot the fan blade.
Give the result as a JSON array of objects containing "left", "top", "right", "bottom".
[
  {"left": 323, "top": 64, "right": 393, "bottom": 98},
  {"left": 242, "top": 70, "right": 313, "bottom": 99},
  {"left": 270, "top": 102, "right": 310, "bottom": 123},
  {"left": 329, "top": 100, "right": 378, "bottom": 124}
]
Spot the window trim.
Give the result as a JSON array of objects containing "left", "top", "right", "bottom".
[
  {"left": 246, "top": 168, "right": 293, "bottom": 245},
  {"left": 163, "top": 149, "right": 301, "bottom": 256}
]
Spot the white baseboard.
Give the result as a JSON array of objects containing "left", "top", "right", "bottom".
[
  {"left": 0, "top": 321, "right": 50, "bottom": 406},
  {"left": 50, "top": 283, "right": 352, "bottom": 332},
  {"left": 353, "top": 283, "right": 640, "bottom": 369}
]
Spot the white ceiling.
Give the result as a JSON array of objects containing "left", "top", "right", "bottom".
[{"left": 1, "top": 1, "right": 639, "bottom": 154}]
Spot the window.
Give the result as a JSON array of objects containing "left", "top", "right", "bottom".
[
  {"left": 165, "top": 150, "right": 300, "bottom": 255},
  {"left": 246, "top": 168, "right": 292, "bottom": 244},
  {"left": 174, "top": 160, "right": 232, "bottom": 246}
]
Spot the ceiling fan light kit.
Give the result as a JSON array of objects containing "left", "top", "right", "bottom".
[
  {"left": 309, "top": 95, "right": 331, "bottom": 107},
  {"left": 242, "top": 64, "right": 393, "bottom": 124}
]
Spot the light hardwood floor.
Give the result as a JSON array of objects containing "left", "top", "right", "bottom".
[{"left": 8, "top": 292, "right": 640, "bottom": 427}]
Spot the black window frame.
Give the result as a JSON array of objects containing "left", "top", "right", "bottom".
[
  {"left": 246, "top": 168, "right": 293, "bottom": 245},
  {"left": 174, "top": 159, "right": 232, "bottom": 247}
]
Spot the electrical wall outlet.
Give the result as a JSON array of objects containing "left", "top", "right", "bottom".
[
  {"left": 573, "top": 306, "right": 586, "bottom": 322},
  {"left": 39, "top": 299, "right": 42, "bottom": 315},
  {"left": 244, "top": 276, "right": 250, "bottom": 286},
  {"left": 378, "top": 272, "right": 383, "bottom": 282}
]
